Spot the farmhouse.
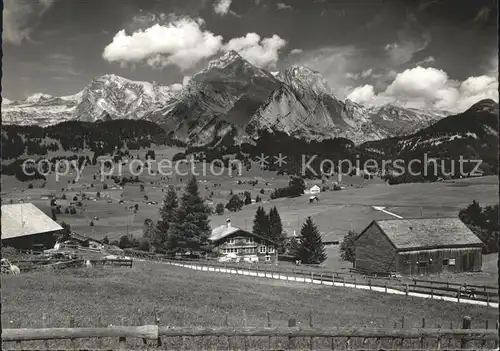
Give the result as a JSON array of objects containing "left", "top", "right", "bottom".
[
  {"left": 209, "top": 220, "right": 278, "bottom": 263},
  {"left": 309, "top": 185, "right": 321, "bottom": 194},
  {"left": 354, "top": 218, "right": 483, "bottom": 275},
  {"left": 1, "top": 203, "right": 62, "bottom": 250}
]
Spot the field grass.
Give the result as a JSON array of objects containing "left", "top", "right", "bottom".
[{"left": 2, "top": 261, "right": 498, "bottom": 350}]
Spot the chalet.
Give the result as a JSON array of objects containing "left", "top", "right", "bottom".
[
  {"left": 1, "top": 203, "right": 62, "bottom": 250},
  {"left": 354, "top": 218, "right": 483, "bottom": 275},
  {"left": 209, "top": 219, "right": 277, "bottom": 263},
  {"left": 309, "top": 185, "right": 321, "bottom": 194}
]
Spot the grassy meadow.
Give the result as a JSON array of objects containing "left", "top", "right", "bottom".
[{"left": 2, "top": 261, "right": 498, "bottom": 350}]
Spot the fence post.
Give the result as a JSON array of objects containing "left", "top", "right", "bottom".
[
  {"left": 97, "top": 316, "right": 103, "bottom": 349},
  {"left": 243, "top": 310, "right": 248, "bottom": 351},
  {"left": 288, "top": 318, "right": 296, "bottom": 350},
  {"left": 342, "top": 276, "right": 345, "bottom": 287},
  {"left": 267, "top": 311, "right": 272, "bottom": 351},
  {"left": 154, "top": 308, "right": 162, "bottom": 348},
  {"left": 436, "top": 324, "right": 442, "bottom": 350},
  {"left": 385, "top": 281, "right": 387, "bottom": 293},
  {"left": 16, "top": 320, "right": 22, "bottom": 349},
  {"left": 139, "top": 315, "right": 147, "bottom": 346},
  {"left": 309, "top": 310, "right": 314, "bottom": 351},
  {"left": 405, "top": 284, "right": 409, "bottom": 297},
  {"left": 460, "top": 316, "right": 472, "bottom": 350},
  {"left": 118, "top": 317, "right": 126, "bottom": 350},
  {"left": 70, "top": 316, "right": 76, "bottom": 350},
  {"left": 311, "top": 271, "right": 314, "bottom": 283},
  {"left": 225, "top": 313, "right": 232, "bottom": 351},
  {"left": 495, "top": 321, "right": 499, "bottom": 349},
  {"left": 457, "top": 287, "right": 461, "bottom": 303},
  {"left": 354, "top": 276, "right": 356, "bottom": 288},
  {"left": 420, "top": 318, "right": 426, "bottom": 349},
  {"left": 42, "top": 313, "right": 49, "bottom": 350}
]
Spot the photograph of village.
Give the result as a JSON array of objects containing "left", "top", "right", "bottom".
[{"left": 1, "top": 0, "right": 499, "bottom": 350}]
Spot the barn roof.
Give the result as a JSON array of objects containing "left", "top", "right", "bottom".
[
  {"left": 1, "top": 203, "right": 63, "bottom": 240},
  {"left": 363, "top": 218, "right": 482, "bottom": 251},
  {"left": 209, "top": 225, "right": 277, "bottom": 245}
]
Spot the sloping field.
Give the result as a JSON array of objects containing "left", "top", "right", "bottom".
[{"left": 2, "top": 261, "right": 496, "bottom": 344}]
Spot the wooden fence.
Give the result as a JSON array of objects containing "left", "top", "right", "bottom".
[
  {"left": 2, "top": 315, "right": 498, "bottom": 350},
  {"left": 132, "top": 255, "right": 498, "bottom": 306}
]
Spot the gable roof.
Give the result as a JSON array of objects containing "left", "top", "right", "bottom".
[
  {"left": 358, "top": 218, "right": 482, "bottom": 251},
  {"left": 1, "top": 203, "right": 63, "bottom": 240},
  {"left": 209, "top": 225, "right": 277, "bottom": 245}
]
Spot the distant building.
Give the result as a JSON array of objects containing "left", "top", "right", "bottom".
[
  {"left": 354, "top": 218, "right": 483, "bottom": 275},
  {"left": 209, "top": 219, "right": 277, "bottom": 263},
  {"left": 1, "top": 203, "right": 62, "bottom": 250},
  {"left": 309, "top": 185, "right": 321, "bottom": 194}
]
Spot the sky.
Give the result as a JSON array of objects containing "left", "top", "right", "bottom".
[{"left": 2, "top": 0, "right": 498, "bottom": 112}]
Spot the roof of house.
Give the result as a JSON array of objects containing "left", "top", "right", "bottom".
[
  {"left": 209, "top": 225, "right": 277, "bottom": 245},
  {"left": 1, "top": 203, "right": 63, "bottom": 240},
  {"left": 358, "top": 218, "right": 482, "bottom": 251}
]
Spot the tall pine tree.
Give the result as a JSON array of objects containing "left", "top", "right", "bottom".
[
  {"left": 155, "top": 185, "right": 178, "bottom": 251},
  {"left": 296, "top": 217, "right": 327, "bottom": 264},
  {"left": 252, "top": 206, "right": 269, "bottom": 238},
  {"left": 167, "top": 176, "right": 212, "bottom": 254},
  {"left": 268, "top": 206, "right": 286, "bottom": 252}
]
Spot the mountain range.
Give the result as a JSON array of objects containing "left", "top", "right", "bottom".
[{"left": 0, "top": 50, "right": 473, "bottom": 146}]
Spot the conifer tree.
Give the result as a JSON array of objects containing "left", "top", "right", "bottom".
[
  {"left": 268, "top": 206, "right": 286, "bottom": 252},
  {"left": 295, "top": 217, "right": 327, "bottom": 264},
  {"left": 155, "top": 185, "right": 178, "bottom": 250},
  {"left": 252, "top": 206, "right": 269, "bottom": 238},
  {"left": 167, "top": 176, "right": 212, "bottom": 254}
]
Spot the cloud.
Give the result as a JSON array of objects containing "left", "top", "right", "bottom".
[
  {"left": 3, "top": 0, "right": 57, "bottom": 44},
  {"left": 104, "top": 16, "right": 286, "bottom": 70},
  {"left": 46, "top": 53, "right": 80, "bottom": 78},
  {"left": 277, "top": 2, "right": 293, "bottom": 10},
  {"left": 103, "top": 17, "right": 224, "bottom": 71},
  {"left": 472, "top": 6, "right": 491, "bottom": 23},
  {"left": 223, "top": 33, "right": 287, "bottom": 68},
  {"left": 384, "top": 12, "right": 431, "bottom": 66},
  {"left": 346, "top": 85, "right": 376, "bottom": 104},
  {"left": 346, "top": 68, "right": 373, "bottom": 80},
  {"left": 288, "top": 46, "right": 362, "bottom": 99},
  {"left": 213, "top": 0, "right": 232, "bottom": 16},
  {"left": 415, "top": 56, "right": 435, "bottom": 66},
  {"left": 347, "top": 66, "right": 499, "bottom": 112},
  {"left": 290, "top": 48, "right": 303, "bottom": 55}
]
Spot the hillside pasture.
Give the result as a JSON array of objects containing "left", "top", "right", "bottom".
[{"left": 1, "top": 261, "right": 497, "bottom": 350}]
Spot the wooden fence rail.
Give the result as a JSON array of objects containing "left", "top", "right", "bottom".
[{"left": 2, "top": 325, "right": 498, "bottom": 349}]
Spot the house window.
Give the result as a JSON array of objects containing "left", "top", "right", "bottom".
[
  {"left": 265, "top": 256, "right": 271, "bottom": 261},
  {"left": 403, "top": 260, "right": 410, "bottom": 266},
  {"left": 449, "top": 259, "right": 456, "bottom": 266},
  {"left": 260, "top": 246, "right": 266, "bottom": 253},
  {"left": 417, "top": 261, "right": 428, "bottom": 267},
  {"left": 246, "top": 237, "right": 254, "bottom": 244},
  {"left": 223, "top": 249, "right": 228, "bottom": 254},
  {"left": 268, "top": 246, "right": 275, "bottom": 253},
  {"left": 442, "top": 259, "right": 449, "bottom": 265},
  {"left": 229, "top": 239, "right": 235, "bottom": 245}
]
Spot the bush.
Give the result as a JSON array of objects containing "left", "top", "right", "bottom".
[
  {"left": 28, "top": 183, "right": 34, "bottom": 189},
  {"left": 226, "top": 195, "right": 243, "bottom": 212},
  {"left": 215, "top": 203, "right": 225, "bottom": 215},
  {"left": 89, "top": 221, "right": 94, "bottom": 227},
  {"left": 340, "top": 230, "right": 357, "bottom": 263}
]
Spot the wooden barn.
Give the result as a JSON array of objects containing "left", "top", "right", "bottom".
[
  {"left": 1, "top": 203, "right": 62, "bottom": 250},
  {"left": 209, "top": 220, "right": 278, "bottom": 263},
  {"left": 354, "top": 218, "right": 483, "bottom": 275}
]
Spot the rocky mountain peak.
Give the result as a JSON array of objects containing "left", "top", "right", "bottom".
[{"left": 278, "top": 65, "right": 332, "bottom": 97}]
